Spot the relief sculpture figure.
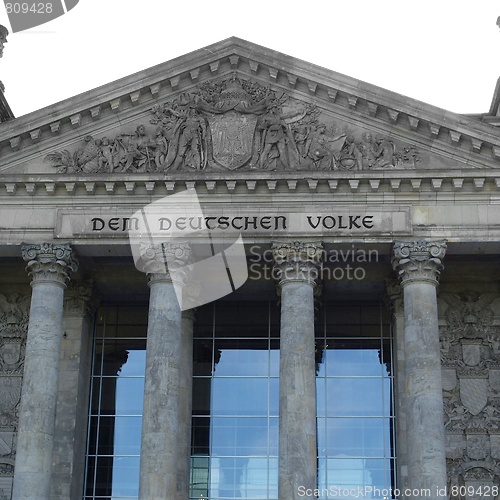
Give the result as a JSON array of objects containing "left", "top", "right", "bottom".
[{"left": 45, "top": 77, "right": 419, "bottom": 173}]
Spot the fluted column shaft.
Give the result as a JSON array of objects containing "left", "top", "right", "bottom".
[
  {"left": 13, "top": 243, "right": 78, "bottom": 500},
  {"left": 273, "top": 241, "right": 322, "bottom": 500},
  {"left": 138, "top": 243, "right": 190, "bottom": 500},
  {"left": 392, "top": 240, "right": 447, "bottom": 498}
]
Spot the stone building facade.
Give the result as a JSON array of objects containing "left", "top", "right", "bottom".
[{"left": 0, "top": 37, "right": 499, "bottom": 499}]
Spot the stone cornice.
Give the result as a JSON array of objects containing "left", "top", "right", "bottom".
[
  {"left": 1, "top": 38, "right": 500, "bottom": 171},
  {"left": 1, "top": 170, "right": 500, "bottom": 198}
]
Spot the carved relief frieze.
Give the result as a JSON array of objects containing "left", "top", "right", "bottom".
[
  {"left": 0, "top": 292, "right": 30, "bottom": 500},
  {"left": 45, "top": 75, "right": 420, "bottom": 174},
  {"left": 440, "top": 291, "right": 500, "bottom": 495},
  {"left": 0, "top": 292, "right": 29, "bottom": 421}
]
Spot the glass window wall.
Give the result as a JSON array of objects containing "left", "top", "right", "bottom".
[
  {"left": 84, "top": 300, "right": 395, "bottom": 500},
  {"left": 315, "top": 303, "right": 396, "bottom": 499}
]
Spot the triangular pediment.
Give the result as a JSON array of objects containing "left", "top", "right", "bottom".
[{"left": 1, "top": 37, "right": 500, "bottom": 176}]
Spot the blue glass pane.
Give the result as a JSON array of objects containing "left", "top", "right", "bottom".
[
  {"left": 115, "top": 377, "right": 145, "bottom": 415},
  {"left": 212, "top": 378, "right": 269, "bottom": 416},
  {"left": 269, "top": 378, "right": 279, "bottom": 417},
  {"left": 268, "top": 458, "right": 278, "bottom": 495},
  {"left": 325, "top": 458, "right": 394, "bottom": 495},
  {"left": 324, "top": 347, "right": 384, "bottom": 377},
  {"left": 363, "top": 458, "right": 395, "bottom": 493},
  {"left": 269, "top": 418, "right": 278, "bottom": 457},
  {"left": 323, "top": 418, "right": 392, "bottom": 457},
  {"left": 269, "top": 345, "right": 279, "bottom": 377},
  {"left": 209, "top": 457, "right": 270, "bottom": 499},
  {"left": 215, "top": 345, "right": 269, "bottom": 376},
  {"left": 326, "top": 378, "right": 391, "bottom": 417},
  {"left": 112, "top": 416, "right": 142, "bottom": 455},
  {"left": 211, "top": 417, "right": 269, "bottom": 456},
  {"left": 109, "top": 456, "right": 140, "bottom": 497},
  {"left": 117, "top": 348, "right": 146, "bottom": 377},
  {"left": 317, "top": 417, "right": 327, "bottom": 457},
  {"left": 326, "top": 457, "right": 374, "bottom": 489},
  {"left": 316, "top": 378, "right": 326, "bottom": 417}
]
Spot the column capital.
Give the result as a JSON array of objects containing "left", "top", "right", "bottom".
[
  {"left": 140, "top": 242, "right": 191, "bottom": 287},
  {"left": 392, "top": 240, "right": 447, "bottom": 287},
  {"left": 272, "top": 241, "right": 323, "bottom": 289},
  {"left": 21, "top": 243, "right": 78, "bottom": 288}
]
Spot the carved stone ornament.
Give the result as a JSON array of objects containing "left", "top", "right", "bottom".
[
  {"left": 45, "top": 75, "right": 419, "bottom": 174},
  {"left": 459, "top": 374, "right": 489, "bottom": 416},
  {"left": 0, "top": 25, "right": 7, "bottom": 59},
  {"left": 64, "top": 280, "right": 99, "bottom": 318},
  {"left": 392, "top": 240, "right": 447, "bottom": 286},
  {"left": 272, "top": 241, "right": 323, "bottom": 287},
  {"left": 139, "top": 242, "right": 191, "bottom": 285},
  {"left": 0, "top": 291, "right": 27, "bottom": 497},
  {"left": 441, "top": 291, "right": 500, "bottom": 492},
  {"left": 466, "top": 431, "right": 490, "bottom": 460},
  {"left": 21, "top": 243, "right": 78, "bottom": 286},
  {"left": 0, "top": 294, "right": 30, "bottom": 340}
]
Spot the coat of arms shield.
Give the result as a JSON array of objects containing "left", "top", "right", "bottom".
[
  {"left": 208, "top": 111, "right": 257, "bottom": 169},
  {"left": 459, "top": 377, "right": 488, "bottom": 415}
]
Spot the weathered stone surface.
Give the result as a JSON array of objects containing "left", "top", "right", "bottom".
[
  {"left": 273, "top": 241, "right": 322, "bottom": 500},
  {"left": 139, "top": 263, "right": 186, "bottom": 499},
  {"left": 45, "top": 77, "right": 420, "bottom": 175},
  {"left": 393, "top": 240, "right": 448, "bottom": 497},
  {"left": 12, "top": 244, "right": 77, "bottom": 500},
  {"left": 0, "top": 291, "right": 29, "bottom": 500},
  {"left": 439, "top": 290, "right": 500, "bottom": 492}
]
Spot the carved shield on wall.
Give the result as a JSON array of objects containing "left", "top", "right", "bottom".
[
  {"left": 459, "top": 378, "right": 488, "bottom": 415},
  {"left": 466, "top": 433, "right": 490, "bottom": 460},
  {"left": 0, "top": 376, "right": 21, "bottom": 413},
  {"left": 489, "top": 369, "right": 500, "bottom": 393},
  {"left": 446, "top": 432, "right": 465, "bottom": 459},
  {"left": 208, "top": 111, "right": 257, "bottom": 169},
  {"left": 442, "top": 368, "right": 457, "bottom": 391},
  {"left": 490, "top": 434, "right": 500, "bottom": 459},
  {"left": 462, "top": 342, "right": 481, "bottom": 366}
]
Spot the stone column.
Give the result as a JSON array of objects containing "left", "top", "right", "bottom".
[
  {"left": 138, "top": 243, "right": 190, "bottom": 500},
  {"left": 13, "top": 243, "right": 78, "bottom": 500},
  {"left": 392, "top": 240, "right": 447, "bottom": 498},
  {"left": 272, "top": 241, "right": 322, "bottom": 500},
  {"left": 177, "top": 309, "right": 195, "bottom": 500}
]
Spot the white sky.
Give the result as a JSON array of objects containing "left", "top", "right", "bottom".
[{"left": 0, "top": 0, "right": 499, "bottom": 118}]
